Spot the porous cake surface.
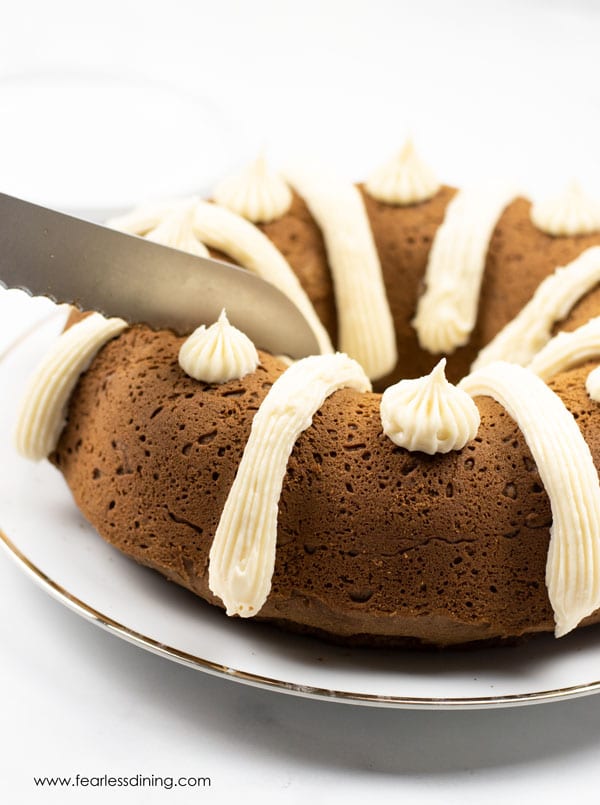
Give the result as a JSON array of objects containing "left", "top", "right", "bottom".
[
  {"left": 50, "top": 326, "right": 600, "bottom": 646},
  {"left": 20, "top": 155, "right": 600, "bottom": 649}
]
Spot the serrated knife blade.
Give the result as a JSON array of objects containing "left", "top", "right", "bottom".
[{"left": 0, "top": 192, "right": 320, "bottom": 359}]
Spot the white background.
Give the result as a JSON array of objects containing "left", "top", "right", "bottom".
[{"left": 3, "top": 1, "right": 600, "bottom": 802}]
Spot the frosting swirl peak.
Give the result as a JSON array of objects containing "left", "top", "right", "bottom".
[
  {"left": 145, "top": 199, "right": 209, "bottom": 257},
  {"left": 365, "top": 139, "right": 440, "bottom": 205},
  {"left": 380, "top": 359, "right": 480, "bottom": 454},
  {"left": 213, "top": 155, "right": 293, "bottom": 223},
  {"left": 179, "top": 309, "right": 259, "bottom": 384},
  {"left": 530, "top": 181, "right": 600, "bottom": 236}
]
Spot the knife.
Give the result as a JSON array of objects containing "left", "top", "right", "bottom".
[{"left": 0, "top": 192, "right": 320, "bottom": 359}]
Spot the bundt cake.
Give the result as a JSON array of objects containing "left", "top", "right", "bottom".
[{"left": 15, "top": 142, "right": 600, "bottom": 647}]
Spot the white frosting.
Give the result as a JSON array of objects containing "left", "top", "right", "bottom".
[
  {"left": 460, "top": 361, "right": 600, "bottom": 638},
  {"left": 145, "top": 199, "right": 209, "bottom": 257},
  {"left": 285, "top": 166, "right": 397, "bottom": 381},
  {"left": 15, "top": 313, "right": 127, "bottom": 460},
  {"left": 108, "top": 199, "right": 333, "bottom": 356},
  {"left": 380, "top": 359, "right": 480, "bottom": 455},
  {"left": 274, "top": 354, "right": 294, "bottom": 367},
  {"left": 178, "top": 309, "right": 259, "bottom": 383},
  {"left": 586, "top": 366, "right": 600, "bottom": 402},
  {"left": 213, "top": 155, "right": 293, "bottom": 223},
  {"left": 107, "top": 203, "right": 173, "bottom": 235},
  {"left": 365, "top": 139, "right": 440, "bottom": 205},
  {"left": 531, "top": 181, "right": 600, "bottom": 237},
  {"left": 472, "top": 246, "right": 600, "bottom": 371},
  {"left": 527, "top": 317, "right": 600, "bottom": 381},
  {"left": 412, "top": 184, "right": 516, "bottom": 354},
  {"left": 208, "top": 353, "right": 371, "bottom": 617}
]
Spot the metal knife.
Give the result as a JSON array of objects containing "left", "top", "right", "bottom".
[{"left": 0, "top": 192, "right": 320, "bottom": 358}]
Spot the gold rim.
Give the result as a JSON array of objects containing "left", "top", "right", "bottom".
[
  {"left": 4, "top": 528, "right": 600, "bottom": 709},
  {"left": 4, "top": 311, "right": 600, "bottom": 709}
]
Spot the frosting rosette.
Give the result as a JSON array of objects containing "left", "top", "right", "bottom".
[
  {"left": 213, "top": 155, "right": 292, "bottom": 223},
  {"left": 380, "top": 359, "right": 480, "bottom": 454},
  {"left": 531, "top": 181, "right": 600, "bottom": 237},
  {"left": 179, "top": 309, "right": 259, "bottom": 384},
  {"left": 365, "top": 139, "right": 440, "bottom": 205},
  {"left": 145, "top": 199, "right": 209, "bottom": 256}
]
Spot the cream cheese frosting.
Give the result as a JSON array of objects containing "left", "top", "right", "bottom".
[
  {"left": 413, "top": 184, "right": 516, "bottom": 355},
  {"left": 527, "top": 316, "right": 600, "bottom": 381},
  {"left": 178, "top": 309, "right": 259, "bottom": 383},
  {"left": 380, "top": 359, "right": 480, "bottom": 454},
  {"left": 213, "top": 155, "right": 293, "bottom": 223},
  {"left": 531, "top": 181, "right": 600, "bottom": 237},
  {"left": 108, "top": 199, "right": 333, "bottom": 356},
  {"left": 15, "top": 313, "right": 127, "bottom": 460},
  {"left": 365, "top": 139, "right": 440, "bottom": 205},
  {"left": 107, "top": 202, "right": 174, "bottom": 235},
  {"left": 586, "top": 366, "right": 600, "bottom": 402},
  {"left": 145, "top": 199, "right": 209, "bottom": 257},
  {"left": 274, "top": 354, "right": 294, "bottom": 367},
  {"left": 460, "top": 361, "right": 600, "bottom": 638},
  {"left": 472, "top": 246, "right": 600, "bottom": 371},
  {"left": 285, "top": 166, "right": 397, "bottom": 381},
  {"left": 208, "top": 353, "right": 371, "bottom": 617}
]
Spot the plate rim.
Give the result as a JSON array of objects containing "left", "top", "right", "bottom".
[
  {"left": 4, "top": 309, "right": 600, "bottom": 710},
  {"left": 5, "top": 526, "right": 600, "bottom": 710}
]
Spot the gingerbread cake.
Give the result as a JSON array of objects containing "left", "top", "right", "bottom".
[{"left": 15, "top": 143, "right": 600, "bottom": 647}]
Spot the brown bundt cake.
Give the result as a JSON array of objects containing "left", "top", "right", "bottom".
[{"left": 15, "top": 145, "right": 600, "bottom": 647}]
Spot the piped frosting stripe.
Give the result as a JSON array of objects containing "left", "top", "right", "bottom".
[
  {"left": 15, "top": 313, "right": 127, "bottom": 460},
  {"left": 108, "top": 200, "right": 333, "bottom": 356},
  {"left": 413, "top": 184, "right": 516, "bottom": 355},
  {"left": 107, "top": 204, "right": 173, "bottom": 235},
  {"left": 472, "top": 246, "right": 600, "bottom": 371},
  {"left": 192, "top": 201, "right": 332, "bottom": 354},
  {"left": 459, "top": 361, "right": 600, "bottom": 638},
  {"left": 285, "top": 167, "right": 397, "bottom": 381},
  {"left": 527, "top": 316, "right": 600, "bottom": 381},
  {"left": 208, "top": 353, "right": 371, "bottom": 617}
]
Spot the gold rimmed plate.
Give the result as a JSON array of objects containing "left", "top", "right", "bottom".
[{"left": 3, "top": 306, "right": 600, "bottom": 709}]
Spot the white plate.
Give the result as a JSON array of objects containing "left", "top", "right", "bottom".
[{"left": 3, "top": 308, "right": 600, "bottom": 710}]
